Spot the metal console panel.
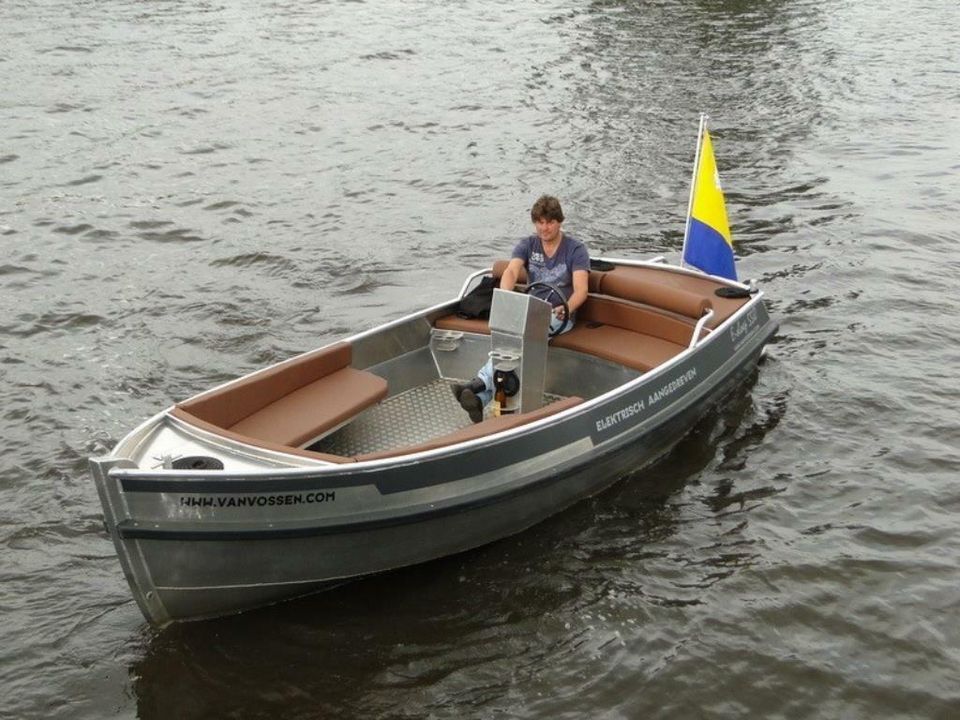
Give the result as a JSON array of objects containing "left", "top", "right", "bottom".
[{"left": 488, "top": 289, "right": 552, "bottom": 413}]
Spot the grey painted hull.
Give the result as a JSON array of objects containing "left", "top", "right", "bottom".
[{"left": 91, "top": 284, "right": 777, "bottom": 626}]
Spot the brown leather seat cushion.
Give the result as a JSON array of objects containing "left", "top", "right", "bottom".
[
  {"left": 591, "top": 264, "right": 760, "bottom": 326},
  {"left": 577, "top": 295, "right": 700, "bottom": 347},
  {"left": 175, "top": 341, "right": 388, "bottom": 449},
  {"left": 599, "top": 271, "right": 710, "bottom": 318},
  {"left": 551, "top": 325, "right": 684, "bottom": 372},
  {"left": 229, "top": 367, "right": 387, "bottom": 447},
  {"left": 179, "top": 342, "right": 354, "bottom": 429},
  {"left": 169, "top": 407, "right": 355, "bottom": 464},
  {"left": 550, "top": 295, "right": 696, "bottom": 371},
  {"left": 433, "top": 315, "right": 491, "bottom": 334}
]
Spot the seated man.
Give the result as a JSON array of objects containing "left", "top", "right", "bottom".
[{"left": 454, "top": 194, "right": 590, "bottom": 422}]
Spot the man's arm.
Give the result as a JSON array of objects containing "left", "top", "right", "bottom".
[
  {"left": 499, "top": 257, "right": 527, "bottom": 292},
  {"left": 566, "top": 269, "right": 589, "bottom": 315}
]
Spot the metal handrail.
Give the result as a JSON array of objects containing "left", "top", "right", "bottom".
[
  {"left": 457, "top": 268, "right": 493, "bottom": 298},
  {"left": 689, "top": 308, "right": 715, "bottom": 349}
]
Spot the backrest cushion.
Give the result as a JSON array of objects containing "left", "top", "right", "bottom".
[{"left": 178, "top": 342, "right": 352, "bottom": 429}]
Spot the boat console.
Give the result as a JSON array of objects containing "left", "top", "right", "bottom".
[{"left": 487, "top": 288, "right": 552, "bottom": 416}]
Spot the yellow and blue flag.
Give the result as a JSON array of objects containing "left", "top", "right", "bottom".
[{"left": 682, "top": 119, "right": 737, "bottom": 280}]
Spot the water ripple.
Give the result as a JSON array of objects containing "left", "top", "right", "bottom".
[{"left": 2, "top": 0, "right": 959, "bottom": 717}]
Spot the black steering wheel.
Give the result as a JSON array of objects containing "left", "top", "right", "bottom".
[{"left": 525, "top": 282, "right": 570, "bottom": 338}]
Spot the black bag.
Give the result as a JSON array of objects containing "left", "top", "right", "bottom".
[
  {"left": 456, "top": 276, "right": 496, "bottom": 319},
  {"left": 590, "top": 258, "right": 616, "bottom": 271}
]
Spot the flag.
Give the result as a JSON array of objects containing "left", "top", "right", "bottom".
[{"left": 682, "top": 117, "right": 737, "bottom": 281}]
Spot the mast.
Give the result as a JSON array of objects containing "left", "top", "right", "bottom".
[{"left": 681, "top": 112, "right": 707, "bottom": 268}]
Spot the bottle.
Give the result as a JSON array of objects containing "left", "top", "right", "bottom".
[{"left": 493, "top": 387, "right": 506, "bottom": 417}]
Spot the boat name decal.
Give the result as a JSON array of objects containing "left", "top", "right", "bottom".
[
  {"left": 595, "top": 368, "right": 698, "bottom": 433},
  {"left": 178, "top": 491, "right": 336, "bottom": 508},
  {"left": 647, "top": 368, "right": 698, "bottom": 407},
  {"left": 595, "top": 399, "right": 646, "bottom": 433},
  {"left": 730, "top": 306, "right": 760, "bottom": 349}
]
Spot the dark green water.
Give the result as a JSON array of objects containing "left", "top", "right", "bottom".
[{"left": 2, "top": 0, "right": 958, "bottom": 717}]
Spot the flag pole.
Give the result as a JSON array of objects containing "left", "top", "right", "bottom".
[{"left": 681, "top": 112, "right": 707, "bottom": 269}]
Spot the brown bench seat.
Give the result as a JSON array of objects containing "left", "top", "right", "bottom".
[
  {"left": 226, "top": 367, "right": 387, "bottom": 446},
  {"left": 434, "top": 260, "right": 752, "bottom": 337},
  {"left": 433, "top": 314, "right": 491, "bottom": 334},
  {"left": 550, "top": 325, "right": 685, "bottom": 372},
  {"left": 172, "top": 341, "right": 388, "bottom": 449},
  {"left": 433, "top": 260, "right": 726, "bottom": 372},
  {"left": 434, "top": 297, "right": 695, "bottom": 372},
  {"left": 550, "top": 294, "right": 701, "bottom": 371}
]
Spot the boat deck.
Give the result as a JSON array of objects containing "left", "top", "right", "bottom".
[{"left": 311, "top": 378, "right": 564, "bottom": 456}]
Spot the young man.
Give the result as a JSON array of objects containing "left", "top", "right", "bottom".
[{"left": 453, "top": 195, "right": 590, "bottom": 422}]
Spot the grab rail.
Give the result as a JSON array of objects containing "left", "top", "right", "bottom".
[
  {"left": 457, "top": 268, "right": 492, "bottom": 298},
  {"left": 689, "top": 308, "right": 715, "bottom": 349}
]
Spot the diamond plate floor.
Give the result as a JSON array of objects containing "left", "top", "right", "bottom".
[
  {"left": 312, "top": 379, "right": 474, "bottom": 456},
  {"left": 312, "top": 379, "right": 564, "bottom": 456}
]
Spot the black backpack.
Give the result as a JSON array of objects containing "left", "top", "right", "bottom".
[{"left": 456, "top": 276, "right": 497, "bottom": 319}]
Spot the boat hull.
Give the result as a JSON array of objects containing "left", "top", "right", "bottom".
[{"left": 92, "top": 298, "right": 776, "bottom": 626}]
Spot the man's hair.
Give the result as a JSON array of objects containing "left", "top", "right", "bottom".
[{"left": 530, "top": 195, "right": 564, "bottom": 223}]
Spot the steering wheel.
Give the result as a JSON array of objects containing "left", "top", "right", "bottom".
[{"left": 525, "top": 282, "right": 570, "bottom": 338}]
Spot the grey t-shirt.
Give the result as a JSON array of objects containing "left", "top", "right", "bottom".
[{"left": 511, "top": 233, "right": 590, "bottom": 304}]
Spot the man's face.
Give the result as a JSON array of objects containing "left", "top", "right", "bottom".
[{"left": 534, "top": 217, "right": 562, "bottom": 244}]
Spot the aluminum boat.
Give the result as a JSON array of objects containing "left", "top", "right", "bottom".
[{"left": 90, "top": 256, "right": 777, "bottom": 626}]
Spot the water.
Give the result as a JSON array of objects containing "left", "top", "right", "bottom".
[{"left": 2, "top": 0, "right": 959, "bottom": 717}]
